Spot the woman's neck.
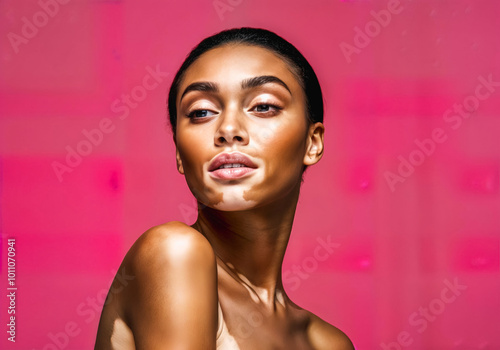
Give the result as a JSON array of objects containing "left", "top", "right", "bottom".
[{"left": 191, "top": 183, "right": 301, "bottom": 307}]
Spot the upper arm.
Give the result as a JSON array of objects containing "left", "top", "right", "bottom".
[
  {"left": 121, "top": 222, "right": 218, "bottom": 349},
  {"left": 308, "top": 314, "right": 355, "bottom": 350}
]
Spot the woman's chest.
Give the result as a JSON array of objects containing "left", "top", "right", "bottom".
[{"left": 216, "top": 295, "right": 315, "bottom": 350}]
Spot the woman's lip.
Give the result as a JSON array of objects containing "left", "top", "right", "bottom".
[
  {"left": 209, "top": 167, "right": 256, "bottom": 180},
  {"left": 208, "top": 152, "right": 258, "bottom": 172}
]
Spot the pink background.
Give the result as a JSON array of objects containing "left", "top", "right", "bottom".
[{"left": 1, "top": 0, "right": 499, "bottom": 349}]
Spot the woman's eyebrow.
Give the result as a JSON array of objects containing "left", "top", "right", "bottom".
[
  {"left": 241, "top": 75, "right": 291, "bottom": 94},
  {"left": 180, "top": 75, "right": 291, "bottom": 102},
  {"left": 180, "top": 81, "right": 219, "bottom": 101}
]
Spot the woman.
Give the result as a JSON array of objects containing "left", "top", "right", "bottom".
[{"left": 95, "top": 27, "right": 354, "bottom": 349}]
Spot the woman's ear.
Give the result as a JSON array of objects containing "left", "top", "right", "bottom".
[
  {"left": 175, "top": 148, "right": 185, "bottom": 174},
  {"left": 303, "top": 122, "right": 324, "bottom": 166}
]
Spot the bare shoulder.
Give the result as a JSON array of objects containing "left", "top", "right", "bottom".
[
  {"left": 133, "top": 221, "right": 214, "bottom": 255},
  {"left": 125, "top": 221, "right": 215, "bottom": 269},
  {"left": 121, "top": 219, "right": 218, "bottom": 311},
  {"left": 307, "top": 312, "right": 354, "bottom": 350},
  {"left": 95, "top": 221, "right": 218, "bottom": 349}
]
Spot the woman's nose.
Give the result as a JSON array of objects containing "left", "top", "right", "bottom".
[{"left": 214, "top": 107, "right": 249, "bottom": 146}]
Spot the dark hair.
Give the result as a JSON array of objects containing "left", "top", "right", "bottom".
[{"left": 167, "top": 27, "right": 324, "bottom": 136}]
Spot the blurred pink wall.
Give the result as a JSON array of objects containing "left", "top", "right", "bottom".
[{"left": 1, "top": 0, "right": 499, "bottom": 349}]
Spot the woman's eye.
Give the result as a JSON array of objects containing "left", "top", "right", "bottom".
[
  {"left": 187, "top": 109, "right": 216, "bottom": 119},
  {"left": 256, "top": 104, "right": 271, "bottom": 112},
  {"left": 253, "top": 104, "right": 282, "bottom": 114}
]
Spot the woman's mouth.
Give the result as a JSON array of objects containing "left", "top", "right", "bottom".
[
  {"left": 208, "top": 153, "right": 258, "bottom": 180},
  {"left": 217, "top": 163, "right": 247, "bottom": 169},
  {"left": 210, "top": 166, "right": 256, "bottom": 180}
]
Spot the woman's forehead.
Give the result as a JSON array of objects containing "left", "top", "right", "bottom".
[{"left": 178, "top": 44, "right": 303, "bottom": 95}]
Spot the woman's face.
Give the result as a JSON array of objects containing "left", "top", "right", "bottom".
[{"left": 175, "top": 44, "right": 324, "bottom": 211}]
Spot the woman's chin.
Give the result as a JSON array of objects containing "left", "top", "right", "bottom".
[
  {"left": 197, "top": 187, "right": 260, "bottom": 211},
  {"left": 212, "top": 199, "right": 258, "bottom": 212}
]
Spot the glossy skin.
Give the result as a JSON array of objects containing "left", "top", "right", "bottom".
[{"left": 95, "top": 44, "right": 354, "bottom": 349}]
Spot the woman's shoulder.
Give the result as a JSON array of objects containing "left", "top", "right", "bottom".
[
  {"left": 120, "top": 220, "right": 217, "bottom": 302},
  {"left": 306, "top": 311, "right": 355, "bottom": 350},
  {"left": 134, "top": 221, "right": 211, "bottom": 252},
  {"left": 126, "top": 221, "right": 215, "bottom": 266},
  {"left": 115, "top": 221, "right": 219, "bottom": 348}
]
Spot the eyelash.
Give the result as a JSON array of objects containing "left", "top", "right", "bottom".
[
  {"left": 186, "top": 109, "right": 216, "bottom": 119},
  {"left": 186, "top": 103, "right": 283, "bottom": 119},
  {"left": 251, "top": 103, "right": 282, "bottom": 115}
]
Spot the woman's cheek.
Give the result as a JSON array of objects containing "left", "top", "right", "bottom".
[
  {"left": 176, "top": 139, "right": 203, "bottom": 183},
  {"left": 256, "top": 122, "right": 280, "bottom": 144}
]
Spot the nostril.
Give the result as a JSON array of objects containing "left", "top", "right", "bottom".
[{"left": 216, "top": 135, "right": 245, "bottom": 144}]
